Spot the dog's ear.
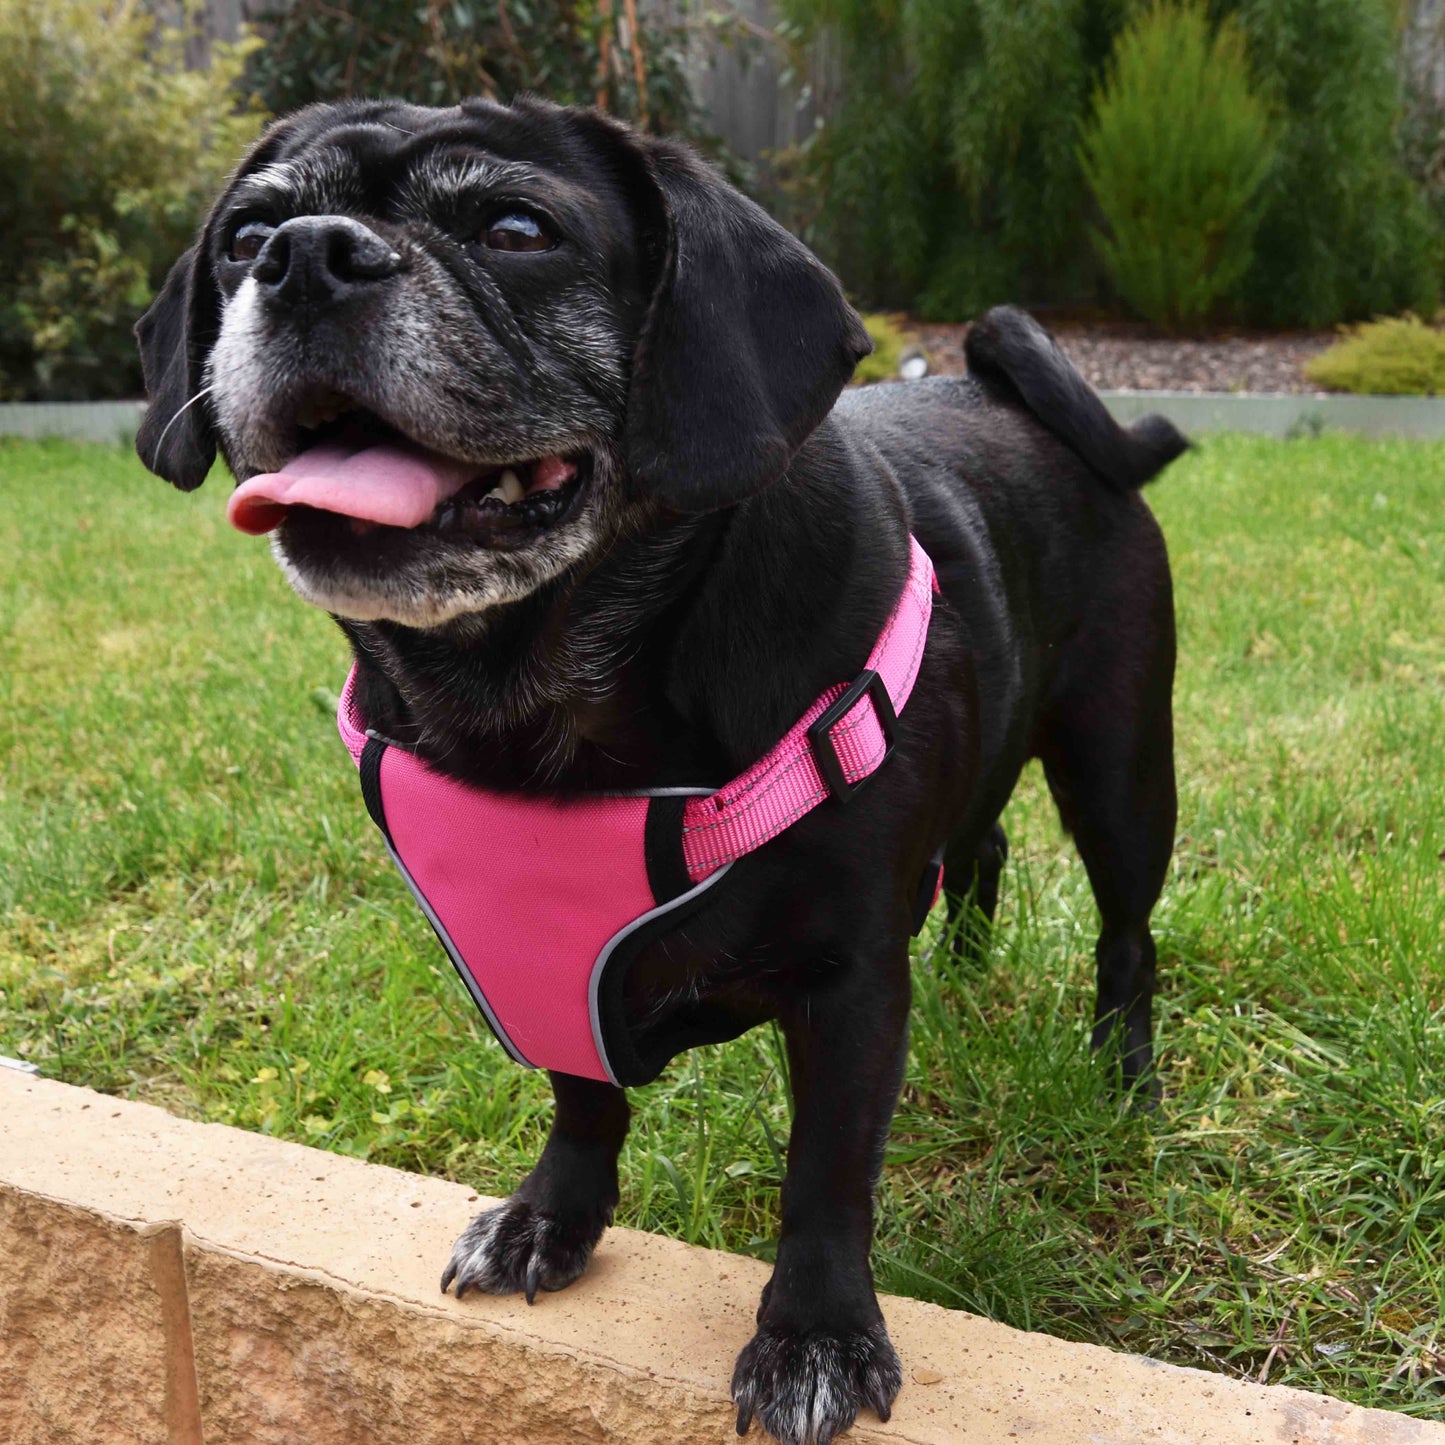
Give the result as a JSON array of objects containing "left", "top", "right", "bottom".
[
  {"left": 134, "top": 110, "right": 316, "bottom": 490},
  {"left": 625, "top": 144, "right": 872, "bottom": 513},
  {"left": 134, "top": 243, "right": 220, "bottom": 491}
]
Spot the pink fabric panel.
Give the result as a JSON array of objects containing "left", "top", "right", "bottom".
[
  {"left": 680, "top": 536, "right": 935, "bottom": 881},
  {"left": 380, "top": 748, "right": 654, "bottom": 1081}
]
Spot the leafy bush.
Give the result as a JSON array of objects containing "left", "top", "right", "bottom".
[
  {"left": 0, "top": 2, "right": 264, "bottom": 401},
  {"left": 246, "top": 0, "right": 700, "bottom": 139},
  {"left": 778, "top": 0, "right": 1438, "bottom": 328},
  {"left": 1079, "top": 4, "right": 1274, "bottom": 330},
  {"left": 1304, "top": 314, "right": 1445, "bottom": 394}
]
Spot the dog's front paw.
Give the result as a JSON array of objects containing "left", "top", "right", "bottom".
[
  {"left": 440, "top": 1196, "right": 606, "bottom": 1304},
  {"left": 731, "top": 1318, "right": 902, "bottom": 1445}
]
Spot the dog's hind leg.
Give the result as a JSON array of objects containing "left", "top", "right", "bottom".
[
  {"left": 442, "top": 1074, "right": 629, "bottom": 1302},
  {"left": 941, "top": 819, "right": 1008, "bottom": 961},
  {"left": 1041, "top": 712, "right": 1175, "bottom": 1100},
  {"left": 1038, "top": 558, "right": 1176, "bottom": 1102}
]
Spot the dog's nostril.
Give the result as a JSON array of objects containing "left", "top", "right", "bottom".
[
  {"left": 327, "top": 232, "right": 351, "bottom": 280},
  {"left": 252, "top": 231, "right": 289, "bottom": 286},
  {"left": 255, "top": 216, "right": 400, "bottom": 304},
  {"left": 329, "top": 227, "right": 400, "bottom": 282}
]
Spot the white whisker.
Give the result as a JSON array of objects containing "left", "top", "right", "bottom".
[{"left": 149, "top": 385, "right": 215, "bottom": 461}]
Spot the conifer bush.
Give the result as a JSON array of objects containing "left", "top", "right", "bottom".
[
  {"left": 1079, "top": 4, "right": 1274, "bottom": 331},
  {"left": 1232, "top": 0, "right": 1439, "bottom": 327},
  {"left": 778, "top": 0, "right": 1439, "bottom": 328}
]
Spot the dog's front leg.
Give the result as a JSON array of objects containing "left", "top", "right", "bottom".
[
  {"left": 442, "top": 1073, "right": 629, "bottom": 1302},
  {"left": 733, "top": 947, "right": 910, "bottom": 1445}
]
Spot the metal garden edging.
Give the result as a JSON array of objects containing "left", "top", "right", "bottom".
[{"left": 5, "top": 393, "right": 1445, "bottom": 446}]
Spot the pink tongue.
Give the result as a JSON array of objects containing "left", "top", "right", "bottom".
[
  {"left": 227, "top": 440, "right": 482, "bottom": 536},
  {"left": 531, "top": 455, "right": 576, "bottom": 492}
]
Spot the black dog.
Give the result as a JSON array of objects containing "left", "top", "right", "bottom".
[{"left": 134, "top": 97, "right": 1185, "bottom": 1445}]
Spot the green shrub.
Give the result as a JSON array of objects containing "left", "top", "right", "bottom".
[
  {"left": 0, "top": 1, "right": 264, "bottom": 400},
  {"left": 1079, "top": 4, "right": 1274, "bottom": 331},
  {"left": 1304, "top": 314, "right": 1445, "bottom": 395},
  {"left": 851, "top": 313, "right": 912, "bottom": 383},
  {"left": 246, "top": 0, "right": 700, "bottom": 140},
  {"left": 778, "top": 0, "right": 1439, "bottom": 328}
]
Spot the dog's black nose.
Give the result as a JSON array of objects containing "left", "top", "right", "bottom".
[{"left": 252, "top": 216, "right": 400, "bottom": 309}]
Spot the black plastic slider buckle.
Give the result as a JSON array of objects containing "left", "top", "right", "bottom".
[{"left": 806, "top": 668, "right": 898, "bottom": 804}]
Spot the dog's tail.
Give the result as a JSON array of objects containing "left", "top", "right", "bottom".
[{"left": 964, "top": 306, "right": 1189, "bottom": 491}]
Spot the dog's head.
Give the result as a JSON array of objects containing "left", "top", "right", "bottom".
[{"left": 135, "top": 97, "right": 870, "bottom": 628}]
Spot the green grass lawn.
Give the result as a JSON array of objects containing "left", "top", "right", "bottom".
[{"left": 3, "top": 433, "right": 1443, "bottom": 1413}]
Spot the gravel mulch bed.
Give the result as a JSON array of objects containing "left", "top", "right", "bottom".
[{"left": 910, "top": 317, "right": 1337, "bottom": 394}]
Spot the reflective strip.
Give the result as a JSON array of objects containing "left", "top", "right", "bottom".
[{"left": 382, "top": 838, "right": 535, "bottom": 1070}]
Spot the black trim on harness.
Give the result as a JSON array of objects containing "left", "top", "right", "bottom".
[
  {"left": 592, "top": 879, "right": 734, "bottom": 1087},
  {"left": 359, "top": 736, "right": 392, "bottom": 842},
  {"left": 644, "top": 795, "right": 693, "bottom": 906}
]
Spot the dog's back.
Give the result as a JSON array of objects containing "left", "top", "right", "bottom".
[{"left": 834, "top": 305, "right": 1185, "bottom": 836}]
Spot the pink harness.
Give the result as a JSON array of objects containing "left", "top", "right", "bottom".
[{"left": 338, "top": 536, "right": 937, "bottom": 1086}]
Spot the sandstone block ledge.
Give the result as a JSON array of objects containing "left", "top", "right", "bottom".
[{"left": 0, "top": 1069, "right": 1437, "bottom": 1445}]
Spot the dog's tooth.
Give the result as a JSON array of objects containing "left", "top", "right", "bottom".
[
  {"left": 498, "top": 469, "right": 524, "bottom": 505},
  {"left": 484, "top": 485, "right": 507, "bottom": 505}
]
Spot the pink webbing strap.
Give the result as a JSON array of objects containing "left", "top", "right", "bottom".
[
  {"left": 338, "top": 670, "right": 369, "bottom": 763},
  {"left": 680, "top": 535, "right": 935, "bottom": 883},
  {"left": 336, "top": 534, "right": 936, "bottom": 888}
]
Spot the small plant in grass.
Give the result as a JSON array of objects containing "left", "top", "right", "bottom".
[
  {"left": 1079, "top": 2, "right": 1276, "bottom": 331},
  {"left": 1304, "top": 314, "right": 1445, "bottom": 395}
]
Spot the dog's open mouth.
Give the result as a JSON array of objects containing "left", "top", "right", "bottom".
[{"left": 226, "top": 404, "right": 588, "bottom": 545}]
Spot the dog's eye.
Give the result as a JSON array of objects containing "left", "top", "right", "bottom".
[
  {"left": 482, "top": 212, "right": 554, "bottom": 253},
  {"left": 229, "top": 222, "right": 275, "bottom": 264}
]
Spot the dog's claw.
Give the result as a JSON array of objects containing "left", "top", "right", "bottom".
[
  {"left": 731, "top": 1317, "right": 901, "bottom": 1445},
  {"left": 441, "top": 1195, "right": 605, "bottom": 1304}
]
